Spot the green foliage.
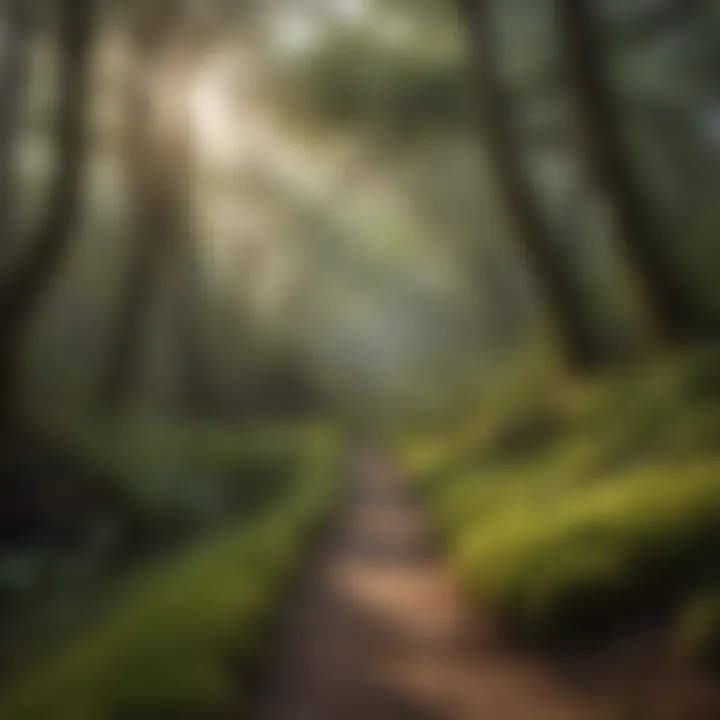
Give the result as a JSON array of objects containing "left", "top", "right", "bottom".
[
  {"left": 0, "top": 427, "right": 339, "bottom": 720},
  {"left": 452, "top": 463, "right": 720, "bottom": 640},
  {"left": 399, "top": 353, "right": 720, "bottom": 648},
  {"left": 677, "top": 589, "right": 720, "bottom": 670}
]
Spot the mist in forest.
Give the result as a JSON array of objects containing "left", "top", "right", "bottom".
[{"left": 0, "top": 1, "right": 718, "bottom": 719}]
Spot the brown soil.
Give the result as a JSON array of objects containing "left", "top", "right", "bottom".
[{"left": 245, "top": 448, "right": 720, "bottom": 720}]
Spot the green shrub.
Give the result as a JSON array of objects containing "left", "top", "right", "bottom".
[
  {"left": 452, "top": 464, "right": 720, "bottom": 640},
  {"left": 401, "top": 355, "right": 720, "bottom": 644}
]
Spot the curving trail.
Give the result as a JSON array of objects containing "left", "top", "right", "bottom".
[{"left": 245, "top": 447, "right": 720, "bottom": 720}]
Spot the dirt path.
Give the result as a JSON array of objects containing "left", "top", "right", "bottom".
[
  {"left": 245, "top": 447, "right": 720, "bottom": 719},
  {"left": 245, "top": 448, "right": 603, "bottom": 720}
]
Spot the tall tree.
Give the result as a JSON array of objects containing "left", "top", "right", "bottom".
[
  {"left": 455, "top": 0, "right": 605, "bottom": 372},
  {"left": 98, "top": 13, "right": 212, "bottom": 412},
  {"left": 554, "top": 0, "right": 717, "bottom": 342},
  {"left": 168, "top": 25, "right": 218, "bottom": 418},
  {"left": 171, "top": 206, "right": 217, "bottom": 416},
  {"left": 97, "top": 20, "right": 174, "bottom": 409},
  {"left": 0, "top": 0, "right": 33, "bottom": 243},
  {"left": 0, "top": 0, "right": 95, "bottom": 420}
]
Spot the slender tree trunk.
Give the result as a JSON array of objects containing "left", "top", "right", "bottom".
[
  {"left": 97, "top": 181, "right": 175, "bottom": 410},
  {"left": 0, "top": 0, "right": 94, "bottom": 419},
  {"left": 0, "top": 0, "right": 32, "bottom": 244},
  {"left": 97, "top": 40, "right": 173, "bottom": 410},
  {"left": 554, "top": 0, "right": 717, "bottom": 341},
  {"left": 455, "top": 0, "right": 605, "bottom": 372},
  {"left": 98, "top": 25, "right": 211, "bottom": 413},
  {"left": 172, "top": 238, "right": 217, "bottom": 416},
  {"left": 97, "top": 1, "right": 196, "bottom": 413},
  {"left": 168, "top": 39, "right": 217, "bottom": 417}
]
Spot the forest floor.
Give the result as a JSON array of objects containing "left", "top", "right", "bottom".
[{"left": 245, "top": 447, "right": 720, "bottom": 720}]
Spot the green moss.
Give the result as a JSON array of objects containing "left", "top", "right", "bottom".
[
  {"left": 0, "top": 428, "right": 339, "bottom": 720},
  {"left": 452, "top": 464, "right": 720, "bottom": 639}
]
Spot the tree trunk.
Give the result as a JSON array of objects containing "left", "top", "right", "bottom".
[
  {"left": 97, "top": 180, "right": 175, "bottom": 411},
  {"left": 98, "top": 25, "right": 207, "bottom": 413},
  {"left": 0, "top": 0, "right": 32, "bottom": 245},
  {"left": 455, "top": 0, "right": 605, "bottom": 372},
  {"left": 97, "top": 46, "right": 174, "bottom": 410},
  {"left": 554, "top": 0, "right": 717, "bottom": 342},
  {"left": 171, "top": 219, "right": 217, "bottom": 416},
  {"left": 168, "top": 40, "right": 217, "bottom": 417},
  {"left": 0, "top": 0, "right": 94, "bottom": 419}
]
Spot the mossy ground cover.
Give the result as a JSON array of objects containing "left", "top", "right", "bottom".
[
  {"left": 0, "top": 425, "right": 339, "bottom": 720},
  {"left": 397, "top": 352, "right": 720, "bottom": 657}
]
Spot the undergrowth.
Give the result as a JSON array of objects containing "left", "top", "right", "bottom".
[
  {"left": 398, "top": 351, "right": 720, "bottom": 658},
  {"left": 0, "top": 426, "right": 339, "bottom": 720}
]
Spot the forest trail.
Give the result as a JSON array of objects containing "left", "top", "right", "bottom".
[{"left": 245, "top": 448, "right": 597, "bottom": 720}]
